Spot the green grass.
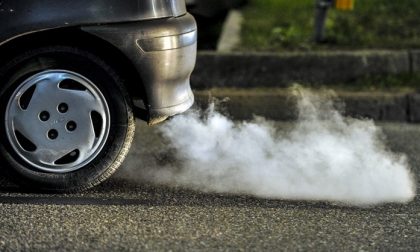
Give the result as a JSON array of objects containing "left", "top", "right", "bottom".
[{"left": 240, "top": 0, "right": 420, "bottom": 51}]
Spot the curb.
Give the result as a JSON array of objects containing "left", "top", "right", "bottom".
[
  {"left": 193, "top": 89, "right": 420, "bottom": 122},
  {"left": 216, "top": 10, "right": 243, "bottom": 52},
  {"left": 191, "top": 50, "right": 419, "bottom": 88}
]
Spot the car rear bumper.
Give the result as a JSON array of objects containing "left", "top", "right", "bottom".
[{"left": 82, "top": 13, "right": 197, "bottom": 125}]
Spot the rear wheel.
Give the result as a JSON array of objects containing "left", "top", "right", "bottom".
[{"left": 0, "top": 46, "right": 135, "bottom": 192}]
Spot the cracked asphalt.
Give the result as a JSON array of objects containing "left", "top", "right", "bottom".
[{"left": 0, "top": 122, "right": 418, "bottom": 251}]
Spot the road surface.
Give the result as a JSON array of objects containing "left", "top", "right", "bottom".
[{"left": 0, "top": 122, "right": 418, "bottom": 251}]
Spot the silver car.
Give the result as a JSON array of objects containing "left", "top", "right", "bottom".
[{"left": 0, "top": 0, "right": 197, "bottom": 191}]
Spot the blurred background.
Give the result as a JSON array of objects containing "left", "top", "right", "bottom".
[
  {"left": 188, "top": 0, "right": 420, "bottom": 51},
  {"left": 188, "top": 0, "right": 420, "bottom": 91}
]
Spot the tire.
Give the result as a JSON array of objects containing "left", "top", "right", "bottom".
[{"left": 0, "top": 46, "right": 135, "bottom": 192}]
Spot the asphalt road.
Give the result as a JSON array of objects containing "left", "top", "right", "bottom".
[{"left": 0, "top": 121, "right": 418, "bottom": 251}]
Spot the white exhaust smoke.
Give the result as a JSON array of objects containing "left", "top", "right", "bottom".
[{"left": 137, "top": 87, "right": 416, "bottom": 206}]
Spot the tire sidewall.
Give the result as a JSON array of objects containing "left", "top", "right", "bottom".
[{"left": 0, "top": 46, "right": 133, "bottom": 191}]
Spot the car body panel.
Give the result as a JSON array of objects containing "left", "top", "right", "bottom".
[
  {"left": 83, "top": 14, "right": 197, "bottom": 125},
  {"left": 0, "top": 0, "right": 186, "bottom": 45}
]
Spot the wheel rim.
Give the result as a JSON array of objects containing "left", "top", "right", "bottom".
[{"left": 5, "top": 70, "right": 111, "bottom": 173}]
